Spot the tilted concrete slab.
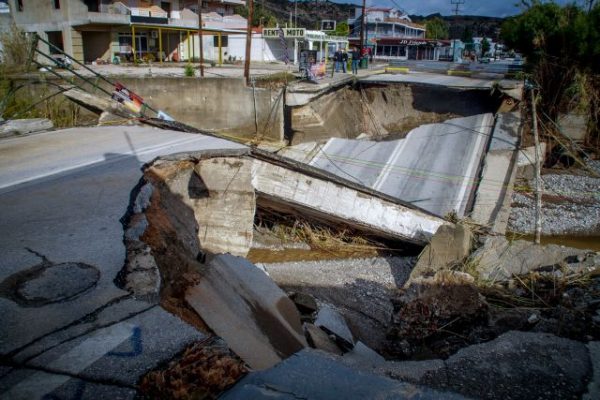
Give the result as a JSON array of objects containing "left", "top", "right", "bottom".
[
  {"left": 221, "top": 349, "right": 467, "bottom": 400},
  {"left": 185, "top": 254, "right": 307, "bottom": 370},
  {"left": 284, "top": 114, "right": 495, "bottom": 218},
  {"left": 470, "top": 112, "right": 521, "bottom": 232}
]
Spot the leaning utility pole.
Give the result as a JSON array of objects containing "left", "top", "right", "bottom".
[
  {"left": 244, "top": 0, "right": 254, "bottom": 85},
  {"left": 359, "top": 0, "right": 366, "bottom": 54},
  {"left": 531, "top": 89, "right": 542, "bottom": 244},
  {"left": 450, "top": 0, "right": 465, "bottom": 62},
  {"left": 197, "top": 0, "right": 204, "bottom": 77}
]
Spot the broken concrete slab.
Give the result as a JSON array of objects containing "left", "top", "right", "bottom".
[
  {"left": 0, "top": 118, "right": 53, "bottom": 138},
  {"left": 373, "top": 359, "right": 447, "bottom": 388},
  {"left": 185, "top": 254, "right": 307, "bottom": 370},
  {"left": 62, "top": 88, "right": 133, "bottom": 119},
  {"left": 290, "top": 292, "right": 318, "bottom": 314},
  {"left": 286, "top": 114, "right": 495, "bottom": 218},
  {"left": 315, "top": 304, "right": 354, "bottom": 349},
  {"left": 343, "top": 341, "right": 385, "bottom": 368},
  {"left": 471, "top": 236, "right": 590, "bottom": 282},
  {"left": 583, "top": 341, "right": 600, "bottom": 400},
  {"left": 304, "top": 323, "right": 343, "bottom": 355},
  {"left": 444, "top": 331, "right": 592, "bottom": 400},
  {"left": 193, "top": 157, "right": 256, "bottom": 256},
  {"left": 0, "top": 367, "right": 137, "bottom": 400},
  {"left": 220, "top": 349, "right": 467, "bottom": 400},
  {"left": 406, "top": 224, "right": 473, "bottom": 286}
]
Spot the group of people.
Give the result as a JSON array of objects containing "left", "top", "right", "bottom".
[{"left": 333, "top": 47, "right": 362, "bottom": 75}]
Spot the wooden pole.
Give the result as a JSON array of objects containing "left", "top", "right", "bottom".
[
  {"left": 197, "top": 0, "right": 204, "bottom": 77},
  {"left": 244, "top": 0, "right": 254, "bottom": 85},
  {"left": 132, "top": 25, "right": 136, "bottom": 63},
  {"left": 359, "top": 0, "right": 366, "bottom": 54},
  {"left": 531, "top": 89, "right": 542, "bottom": 244},
  {"left": 158, "top": 28, "right": 163, "bottom": 64},
  {"left": 218, "top": 32, "right": 223, "bottom": 66}
]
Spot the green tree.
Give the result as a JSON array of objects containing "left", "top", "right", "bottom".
[
  {"left": 234, "top": 5, "right": 278, "bottom": 27},
  {"left": 501, "top": 1, "right": 600, "bottom": 145},
  {"left": 334, "top": 21, "right": 349, "bottom": 37},
  {"left": 425, "top": 17, "right": 449, "bottom": 39},
  {"left": 481, "top": 37, "right": 491, "bottom": 56}
]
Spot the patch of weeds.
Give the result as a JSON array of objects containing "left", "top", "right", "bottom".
[{"left": 184, "top": 63, "right": 195, "bottom": 77}]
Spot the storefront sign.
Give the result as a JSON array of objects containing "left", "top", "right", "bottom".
[
  {"left": 398, "top": 39, "right": 428, "bottom": 46},
  {"left": 263, "top": 28, "right": 306, "bottom": 39}
]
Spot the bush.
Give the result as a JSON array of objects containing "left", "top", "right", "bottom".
[
  {"left": 0, "top": 23, "right": 33, "bottom": 73},
  {"left": 184, "top": 63, "right": 195, "bottom": 77}
]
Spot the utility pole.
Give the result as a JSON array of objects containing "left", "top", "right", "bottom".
[
  {"left": 359, "top": 0, "right": 366, "bottom": 54},
  {"left": 295, "top": 0, "right": 298, "bottom": 28},
  {"left": 531, "top": 89, "right": 542, "bottom": 244},
  {"left": 244, "top": 0, "right": 254, "bottom": 85},
  {"left": 450, "top": 0, "right": 464, "bottom": 62}
]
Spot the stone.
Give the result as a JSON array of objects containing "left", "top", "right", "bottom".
[
  {"left": 290, "top": 292, "right": 318, "bottom": 314},
  {"left": 405, "top": 224, "right": 473, "bottom": 287},
  {"left": 220, "top": 349, "right": 467, "bottom": 400},
  {"left": 304, "top": 323, "right": 342, "bottom": 355},
  {"left": 471, "top": 236, "right": 589, "bottom": 282},
  {"left": 444, "top": 331, "right": 591, "bottom": 400},
  {"left": 315, "top": 304, "right": 354, "bottom": 349},
  {"left": 185, "top": 254, "right": 307, "bottom": 370},
  {"left": 374, "top": 359, "right": 447, "bottom": 388},
  {"left": 0, "top": 118, "right": 53, "bottom": 138}
]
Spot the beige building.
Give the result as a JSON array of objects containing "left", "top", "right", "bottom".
[{"left": 7, "top": 0, "right": 247, "bottom": 63}]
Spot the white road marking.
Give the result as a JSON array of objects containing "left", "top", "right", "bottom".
[{"left": 1, "top": 322, "right": 134, "bottom": 400}]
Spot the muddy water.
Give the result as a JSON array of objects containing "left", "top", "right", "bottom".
[
  {"left": 246, "top": 248, "right": 380, "bottom": 264},
  {"left": 507, "top": 233, "right": 600, "bottom": 251}
]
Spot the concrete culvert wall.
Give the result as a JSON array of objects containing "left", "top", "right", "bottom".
[
  {"left": 116, "top": 77, "right": 285, "bottom": 142},
  {"left": 288, "top": 83, "right": 503, "bottom": 145}
]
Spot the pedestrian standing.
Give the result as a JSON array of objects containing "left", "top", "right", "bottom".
[
  {"left": 341, "top": 49, "right": 348, "bottom": 73},
  {"left": 334, "top": 49, "right": 341, "bottom": 72},
  {"left": 351, "top": 47, "right": 360, "bottom": 74}
]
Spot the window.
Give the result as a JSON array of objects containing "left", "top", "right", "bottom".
[
  {"left": 53, "top": 0, "right": 60, "bottom": 9},
  {"left": 213, "top": 35, "right": 228, "bottom": 47},
  {"left": 17, "top": 0, "right": 23, "bottom": 11}
]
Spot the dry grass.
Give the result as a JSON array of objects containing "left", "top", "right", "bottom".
[{"left": 0, "top": 23, "right": 33, "bottom": 74}]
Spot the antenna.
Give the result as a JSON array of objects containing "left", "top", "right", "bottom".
[{"left": 451, "top": 0, "right": 465, "bottom": 15}]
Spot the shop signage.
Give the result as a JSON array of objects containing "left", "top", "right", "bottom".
[{"left": 263, "top": 28, "right": 306, "bottom": 39}]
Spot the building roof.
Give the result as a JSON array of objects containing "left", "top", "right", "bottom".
[{"left": 385, "top": 18, "right": 425, "bottom": 30}]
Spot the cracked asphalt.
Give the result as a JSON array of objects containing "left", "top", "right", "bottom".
[{"left": 0, "top": 126, "right": 244, "bottom": 399}]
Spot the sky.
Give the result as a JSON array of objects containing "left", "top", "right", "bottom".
[{"left": 332, "top": 0, "right": 580, "bottom": 18}]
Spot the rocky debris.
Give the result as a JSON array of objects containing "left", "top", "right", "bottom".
[
  {"left": 361, "top": 331, "right": 593, "bottom": 400},
  {"left": 185, "top": 254, "right": 307, "bottom": 370},
  {"left": 405, "top": 223, "right": 474, "bottom": 287},
  {"left": 315, "top": 304, "right": 355, "bottom": 350},
  {"left": 444, "top": 331, "right": 592, "bottom": 400},
  {"left": 289, "top": 292, "right": 318, "bottom": 315},
  {"left": 0, "top": 118, "right": 54, "bottom": 138},
  {"left": 220, "top": 349, "right": 467, "bottom": 400},
  {"left": 471, "top": 235, "right": 595, "bottom": 282},
  {"left": 139, "top": 337, "right": 248, "bottom": 400},
  {"left": 509, "top": 161, "right": 600, "bottom": 235},
  {"left": 304, "top": 323, "right": 343, "bottom": 355},
  {"left": 388, "top": 271, "right": 487, "bottom": 352},
  {"left": 260, "top": 256, "right": 414, "bottom": 352}
]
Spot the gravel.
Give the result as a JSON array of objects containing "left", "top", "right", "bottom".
[{"left": 508, "top": 161, "right": 600, "bottom": 235}]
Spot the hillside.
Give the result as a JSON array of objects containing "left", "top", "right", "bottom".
[{"left": 249, "top": 1, "right": 505, "bottom": 41}]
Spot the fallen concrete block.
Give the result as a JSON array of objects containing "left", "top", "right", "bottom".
[
  {"left": 405, "top": 223, "right": 473, "bottom": 287},
  {"left": 185, "top": 254, "right": 307, "bottom": 370},
  {"left": 0, "top": 118, "right": 53, "bottom": 138},
  {"left": 304, "top": 323, "right": 342, "bottom": 355},
  {"left": 290, "top": 292, "right": 318, "bottom": 314},
  {"left": 315, "top": 304, "right": 354, "bottom": 349}
]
